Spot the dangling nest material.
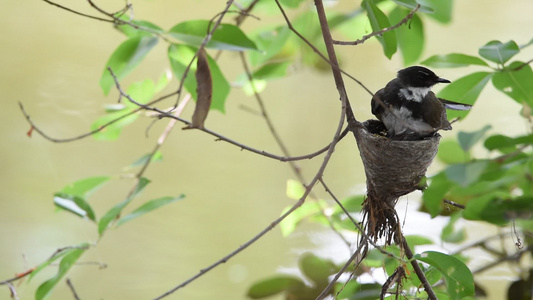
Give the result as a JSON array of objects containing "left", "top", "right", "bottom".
[{"left": 353, "top": 120, "right": 440, "bottom": 245}]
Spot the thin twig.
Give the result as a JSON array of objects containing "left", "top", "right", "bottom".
[
  {"left": 401, "top": 237, "right": 437, "bottom": 300},
  {"left": 274, "top": 0, "right": 374, "bottom": 97},
  {"left": 152, "top": 80, "right": 348, "bottom": 300},
  {"left": 42, "top": 0, "right": 112, "bottom": 22},
  {"left": 333, "top": 4, "right": 420, "bottom": 46},
  {"left": 443, "top": 199, "right": 465, "bottom": 209},
  {"left": 315, "top": 240, "right": 367, "bottom": 300},
  {"left": 238, "top": 52, "right": 352, "bottom": 247},
  {"left": 66, "top": 278, "right": 81, "bottom": 300},
  {"left": 473, "top": 244, "right": 532, "bottom": 274}
]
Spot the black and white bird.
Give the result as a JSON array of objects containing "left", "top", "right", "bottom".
[{"left": 371, "top": 66, "right": 472, "bottom": 140}]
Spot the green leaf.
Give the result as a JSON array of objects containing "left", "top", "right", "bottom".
[
  {"left": 252, "top": 62, "right": 291, "bottom": 80},
  {"left": 420, "top": 0, "right": 453, "bottom": 23},
  {"left": 123, "top": 79, "right": 156, "bottom": 108},
  {"left": 114, "top": 17, "right": 164, "bottom": 38},
  {"left": 29, "top": 244, "right": 88, "bottom": 282},
  {"left": 60, "top": 176, "right": 111, "bottom": 198},
  {"left": 54, "top": 193, "right": 96, "bottom": 221},
  {"left": 390, "top": 0, "right": 434, "bottom": 13},
  {"left": 389, "top": 7, "right": 424, "bottom": 65},
  {"left": 91, "top": 110, "right": 138, "bottom": 141},
  {"left": 247, "top": 275, "right": 304, "bottom": 298},
  {"left": 492, "top": 61, "right": 533, "bottom": 107},
  {"left": 168, "top": 20, "right": 257, "bottom": 51},
  {"left": 299, "top": 253, "right": 337, "bottom": 286},
  {"left": 116, "top": 195, "right": 184, "bottom": 227},
  {"left": 437, "top": 72, "right": 493, "bottom": 120},
  {"left": 129, "top": 151, "right": 163, "bottom": 168},
  {"left": 464, "top": 195, "right": 533, "bottom": 225},
  {"left": 405, "top": 235, "right": 434, "bottom": 247},
  {"left": 441, "top": 213, "right": 466, "bottom": 243},
  {"left": 421, "top": 53, "right": 489, "bottom": 68},
  {"left": 478, "top": 40, "right": 520, "bottom": 65},
  {"left": 423, "top": 173, "right": 453, "bottom": 217},
  {"left": 99, "top": 36, "right": 158, "bottom": 95},
  {"left": 364, "top": 0, "right": 397, "bottom": 59},
  {"left": 286, "top": 179, "right": 305, "bottom": 200},
  {"left": 168, "top": 44, "right": 229, "bottom": 113},
  {"left": 35, "top": 244, "right": 89, "bottom": 300},
  {"left": 155, "top": 70, "right": 172, "bottom": 93},
  {"left": 416, "top": 251, "right": 475, "bottom": 299},
  {"left": 445, "top": 160, "right": 488, "bottom": 187},
  {"left": 437, "top": 140, "right": 470, "bottom": 164},
  {"left": 484, "top": 133, "right": 533, "bottom": 152},
  {"left": 249, "top": 26, "right": 291, "bottom": 67},
  {"left": 280, "top": 200, "right": 323, "bottom": 237},
  {"left": 457, "top": 125, "right": 492, "bottom": 152},
  {"left": 520, "top": 37, "right": 533, "bottom": 49},
  {"left": 98, "top": 177, "right": 150, "bottom": 236}
]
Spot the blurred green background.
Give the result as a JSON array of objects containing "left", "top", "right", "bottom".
[{"left": 1, "top": 0, "right": 532, "bottom": 299}]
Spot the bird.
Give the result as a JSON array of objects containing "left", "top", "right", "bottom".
[{"left": 371, "top": 66, "right": 471, "bottom": 141}]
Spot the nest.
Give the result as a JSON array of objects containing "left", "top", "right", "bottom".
[{"left": 353, "top": 120, "right": 440, "bottom": 244}]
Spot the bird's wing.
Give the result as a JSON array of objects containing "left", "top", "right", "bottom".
[
  {"left": 424, "top": 92, "right": 451, "bottom": 130},
  {"left": 438, "top": 98, "right": 472, "bottom": 111}
]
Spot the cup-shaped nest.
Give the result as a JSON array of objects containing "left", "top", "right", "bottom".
[{"left": 353, "top": 120, "right": 440, "bottom": 244}]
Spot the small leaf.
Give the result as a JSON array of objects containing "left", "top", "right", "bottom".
[
  {"left": 478, "top": 40, "right": 520, "bottom": 65},
  {"left": 389, "top": 7, "right": 424, "bottom": 65},
  {"left": 423, "top": 172, "right": 453, "bottom": 217},
  {"left": 286, "top": 179, "right": 305, "bottom": 200},
  {"left": 124, "top": 79, "right": 156, "bottom": 108},
  {"left": 437, "top": 72, "right": 493, "bottom": 120},
  {"left": 35, "top": 244, "right": 89, "bottom": 300},
  {"left": 484, "top": 133, "right": 533, "bottom": 152},
  {"left": 422, "top": 0, "right": 453, "bottom": 23},
  {"left": 421, "top": 53, "right": 489, "bottom": 68},
  {"left": 299, "top": 253, "right": 337, "bottom": 286},
  {"left": 247, "top": 276, "right": 304, "bottom": 298},
  {"left": 405, "top": 235, "right": 434, "bottom": 247},
  {"left": 441, "top": 213, "right": 466, "bottom": 243},
  {"left": 457, "top": 125, "right": 492, "bottom": 152},
  {"left": 492, "top": 61, "right": 533, "bottom": 107},
  {"left": 91, "top": 110, "right": 139, "bottom": 141},
  {"left": 390, "top": 0, "right": 434, "bottom": 13},
  {"left": 445, "top": 160, "right": 488, "bottom": 187},
  {"left": 464, "top": 195, "right": 533, "bottom": 225},
  {"left": 169, "top": 20, "right": 257, "bottom": 51},
  {"left": 416, "top": 251, "right": 475, "bottom": 299},
  {"left": 168, "top": 44, "right": 229, "bottom": 113},
  {"left": 116, "top": 195, "right": 184, "bottom": 227},
  {"left": 98, "top": 177, "right": 150, "bottom": 236},
  {"left": 54, "top": 193, "right": 96, "bottom": 221},
  {"left": 437, "top": 140, "right": 470, "bottom": 164},
  {"left": 280, "top": 201, "right": 321, "bottom": 237},
  {"left": 249, "top": 26, "right": 291, "bottom": 67},
  {"left": 99, "top": 36, "right": 158, "bottom": 95},
  {"left": 364, "top": 0, "right": 397, "bottom": 59},
  {"left": 155, "top": 70, "right": 172, "bottom": 93},
  {"left": 189, "top": 48, "right": 213, "bottom": 129},
  {"left": 129, "top": 151, "right": 163, "bottom": 168},
  {"left": 60, "top": 176, "right": 111, "bottom": 198},
  {"left": 114, "top": 17, "right": 164, "bottom": 38}
]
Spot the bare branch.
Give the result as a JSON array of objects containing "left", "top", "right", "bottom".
[{"left": 66, "top": 278, "right": 81, "bottom": 300}]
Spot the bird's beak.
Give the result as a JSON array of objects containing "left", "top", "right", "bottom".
[{"left": 437, "top": 77, "right": 451, "bottom": 84}]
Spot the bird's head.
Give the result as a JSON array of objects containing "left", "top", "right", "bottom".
[{"left": 397, "top": 66, "right": 450, "bottom": 88}]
